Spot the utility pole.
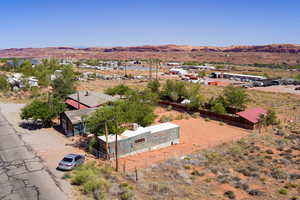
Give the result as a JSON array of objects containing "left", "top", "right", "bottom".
[
  {"left": 149, "top": 59, "right": 153, "bottom": 81},
  {"left": 115, "top": 130, "right": 119, "bottom": 171},
  {"left": 155, "top": 60, "right": 159, "bottom": 80},
  {"left": 77, "top": 91, "right": 80, "bottom": 110},
  {"left": 124, "top": 62, "right": 127, "bottom": 77},
  {"left": 105, "top": 122, "right": 109, "bottom": 160},
  {"left": 115, "top": 120, "right": 119, "bottom": 172}
]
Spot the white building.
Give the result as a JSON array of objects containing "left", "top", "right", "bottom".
[
  {"left": 169, "top": 68, "right": 188, "bottom": 75},
  {"left": 27, "top": 77, "right": 39, "bottom": 87}
]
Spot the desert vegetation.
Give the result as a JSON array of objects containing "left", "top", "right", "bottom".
[{"left": 66, "top": 120, "right": 300, "bottom": 200}]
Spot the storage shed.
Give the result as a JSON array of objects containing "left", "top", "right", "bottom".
[
  {"left": 97, "top": 122, "right": 180, "bottom": 159},
  {"left": 60, "top": 108, "right": 97, "bottom": 137},
  {"left": 237, "top": 107, "right": 266, "bottom": 129}
]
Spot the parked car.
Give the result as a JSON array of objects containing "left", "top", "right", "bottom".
[
  {"left": 295, "top": 87, "right": 300, "bottom": 91},
  {"left": 57, "top": 154, "right": 85, "bottom": 170},
  {"left": 241, "top": 84, "right": 253, "bottom": 88}
]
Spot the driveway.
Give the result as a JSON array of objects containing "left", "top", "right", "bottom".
[{"left": 0, "top": 103, "right": 86, "bottom": 200}]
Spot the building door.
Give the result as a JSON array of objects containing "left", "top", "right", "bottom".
[{"left": 62, "top": 119, "right": 67, "bottom": 131}]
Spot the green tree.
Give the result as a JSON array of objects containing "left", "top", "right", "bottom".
[
  {"left": 208, "top": 96, "right": 226, "bottom": 108},
  {"left": 20, "top": 97, "right": 65, "bottom": 127},
  {"left": 51, "top": 66, "right": 76, "bottom": 99},
  {"left": 147, "top": 80, "right": 160, "bottom": 93},
  {"left": 185, "top": 84, "right": 205, "bottom": 110},
  {"left": 104, "top": 84, "right": 132, "bottom": 97},
  {"left": 0, "top": 75, "right": 9, "bottom": 91},
  {"left": 34, "top": 59, "right": 64, "bottom": 87},
  {"left": 87, "top": 100, "right": 155, "bottom": 136},
  {"left": 258, "top": 113, "right": 267, "bottom": 134},
  {"left": 161, "top": 80, "right": 187, "bottom": 102},
  {"left": 198, "top": 71, "right": 206, "bottom": 78},
  {"left": 87, "top": 105, "right": 126, "bottom": 136},
  {"left": 210, "top": 102, "right": 226, "bottom": 114},
  {"left": 120, "top": 101, "right": 156, "bottom": 127},
  {"left": 19, "top": 60, "right": 34, "bottom": 77},
  {"left": 265, "top": 109, "right": 278, "bottom": 127},
  {"left": 223, "top": 85, "right": 250, "bottom": 109},
  {"left": 126, "top": 89, "right": 159, "bottom": 105}
]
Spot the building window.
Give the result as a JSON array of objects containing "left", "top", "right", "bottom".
[{"left": 135, "top": 138, "right": 145, "bottom": 144}]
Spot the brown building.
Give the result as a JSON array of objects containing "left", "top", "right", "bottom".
[{"left": 61, "top": 91, "right": 119, "bottom": 136}]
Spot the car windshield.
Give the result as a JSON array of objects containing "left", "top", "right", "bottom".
[{"left": 62, "top": 157, "right": 73, "bottom": 162}]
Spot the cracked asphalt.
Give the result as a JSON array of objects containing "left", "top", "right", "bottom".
[{"left": 0, "top": 113, "right": 68, "bottom": 200}]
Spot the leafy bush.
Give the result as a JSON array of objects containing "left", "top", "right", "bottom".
[
  {"left": 147, "top": 80, "right": 160, "bottom": 93},
  {"left": 120, "top": 182, "right": 134, "bottom": 200},
  {"left": 183, "top": 165, "right": 191, "bottom": 170},
  {"left": 204, "top": 118, "right": 210, "bottom": 122},
  {"left": 284, "top": 183, "right": 298, "bottom": 189},
  {"left": 175, "top": 114, "right": 185, "bottom": 120},
  {"left": 88, "top": 137, "right": 99, "bottom": 154},
  {"left": 62, "top": 173, "right": 71, "bottom": 179},
  {"left": 291, "top": 196, "right": 299, "bottom": 200},
  {"left": 266, "top": 149, "right": 274, "bottom": 154},
  {"left": 70, "top": 161, "right": 113, "bottom": 198},
  {"left": 271, "top": 168, "right": 289, "bottom": 179},
  {"left": 205, "top": 152, "right": 224, "bottom": 164},
  {"left": 191, "top": 112, "right": 200, "bottom": 118},
  {"left": 29, "top": 87, "right": 40, "bottom": 99},
  {"left": 82, "top": 178, "right": 109, "bottom": 194},
  {"left": 191, "top": 170, "right": 205, "bottom": 176},
  {"left": 105, "top": 84, "right": 131, "bottom": 97},
  {"left": 248, "top": 189, "right": 264, "bottom": 196},
  {"left": 210, "top": 103, "right": 226, "bottom": 114},
  {"left": 278, "top": 188, "right": 288, "bottom": 195},
  {"left": 0, "top": 75, "right": 9, "bottom": 91},
  {"left": 159, "top": 115, "right": 173, "bottom": 123},
  {"left": 224, "top": 190, "right": 236, "bottom": 199},
  {"left": 71, "top": 169, "right": 94, "bottom": 185}
]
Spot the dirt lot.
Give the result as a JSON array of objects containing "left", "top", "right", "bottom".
[
  {"left": 249, "top": 85, "right": 300, "bottom": 95},
  {"left": 118, "top": 108, "right": 249, "bottom": 171}
]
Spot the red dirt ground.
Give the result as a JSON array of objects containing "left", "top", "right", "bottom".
[{"left": 117, "top": 108, "right": 250, "bottom": 171}]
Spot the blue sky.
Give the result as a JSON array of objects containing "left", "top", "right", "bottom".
[{"left": 1, "top": 0, "right": 300, "bottom": 48}]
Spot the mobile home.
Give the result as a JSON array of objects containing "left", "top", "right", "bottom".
[{"left": 97, "top": 122, "right": 180, "bottom": 159}]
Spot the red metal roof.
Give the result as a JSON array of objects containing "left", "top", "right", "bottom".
[
  {"left": 237, "top": 108, "right": 266, "bottom": 124},
  {"left": 65, "top": 99, "right": 89, "bottom": 109}
]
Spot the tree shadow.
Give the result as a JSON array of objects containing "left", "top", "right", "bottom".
[
  {"left": 19, "top": 121, "right": 44, "bottom": 130},
  {"left": 65, "top": 136, "right": 89, "bottom": 150},
  {"left": 53, "top": 125, "right": 66, "bottom": 135}
]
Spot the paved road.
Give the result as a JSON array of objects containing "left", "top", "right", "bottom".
[{"left": 0, "top": 112, "right": 68, "bottom": 200}]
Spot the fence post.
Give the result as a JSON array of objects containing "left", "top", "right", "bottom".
[
  {"left": 123, "top": 161, "right": 126, "bottom": 174},
  {"left": 135, "top": 167, "right": 138, "bottom": 181}
]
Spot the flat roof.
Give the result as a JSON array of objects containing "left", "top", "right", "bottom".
[
  {"left": 64, "top": 107, "right": 97, "bottom": 124},
  {"left": 98, "top": 122, "right": 179, "bottom": 143},
  {"left": 68, "top": 91, "right": 119, "bottom": 108},
  {"left": 223, "top": 73, "right": 266, "bottom": 79}
]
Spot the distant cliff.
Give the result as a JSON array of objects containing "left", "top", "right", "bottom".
[{"left": 1, "top": 44, "right": 300, "bottom": 65}]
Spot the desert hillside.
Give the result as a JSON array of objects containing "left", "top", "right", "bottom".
[{"left": 1, "top": 44, "right": 300, "bottom": 65}]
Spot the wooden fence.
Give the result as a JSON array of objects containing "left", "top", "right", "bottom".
[{"left": 159, "top": 101, "right": 254, "bottom": 129}]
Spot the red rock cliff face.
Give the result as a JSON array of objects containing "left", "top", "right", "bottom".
[{"left": 1, "top": 44, "right": 300, "bottom": 65}]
